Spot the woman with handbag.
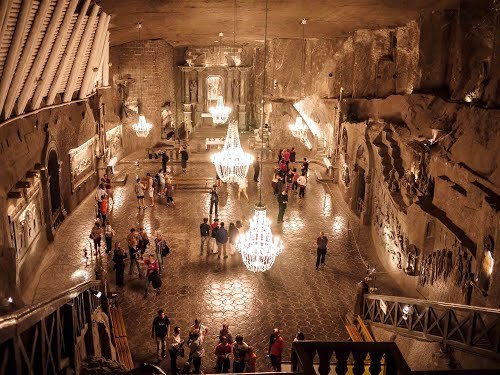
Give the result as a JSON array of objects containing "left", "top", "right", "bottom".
[
  {"left": 90, "top": 222, "right": 103, "bottom": 256},
  {"left": 169, "top": 326, "right": 184, "bottom": 374},
  {"left": 154, "top": 231, "right": 170, "bottom": 274},
  {"left": 112, "top": 242, "right": 127, "bottom": 286},
  {"left": 105, "top": 221, "right": 116, "bottom": 254},
  {"left": 138, "top": 228, "right": 150, "bottom": 255}
]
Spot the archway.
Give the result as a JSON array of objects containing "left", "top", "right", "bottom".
[{"left": 47, "top": 150, "right": 61, "bottom": 215}]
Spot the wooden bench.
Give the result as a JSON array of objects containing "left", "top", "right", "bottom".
[{"left": 109, "top": 306, "right": 134, "bottom": 370}]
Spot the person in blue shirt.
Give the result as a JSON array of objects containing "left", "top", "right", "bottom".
[{"left": 215, "top": 222, "right": 228, "bottom": 259}]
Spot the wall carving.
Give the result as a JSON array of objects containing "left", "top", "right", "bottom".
[
  {"left": 69, "top": 137, "right": 96, "bottom": 192},
  {"left": 106, "top": 125, "right": 123, "bottom": 158}
]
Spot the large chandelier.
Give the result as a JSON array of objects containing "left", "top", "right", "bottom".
[
  {"left": 211, "top": 120, "right": 253, "bottom": 183},
  {"left": 209, "top": 96, "right": 231, "bottom": 124},
  {"left": 289, "top": 116, "right": 307, "bottom": 139},
  {"left": 237, "top": 0, "right": 283, "bottom": 273},
  {"left": 237, "top": 204, "right": 283, "bottom": 272}
]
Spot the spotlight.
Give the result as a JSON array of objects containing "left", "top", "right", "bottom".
[
  {"left": 402, "top": 305, "right": 411, "bottom": 320},
  {"left": 90, "top": 290, "right": 102, "bottom": 298},
  {"left": 7, "top": 297, "right": 13, "bottom": 304}
]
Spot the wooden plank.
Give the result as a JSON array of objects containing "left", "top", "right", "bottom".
[
  {"left": 0, "top": 0, "right": 14, "bottom": 45},
  {"left": 16, "top": 0, "right": 68, "bottom": 115},
  {"left": 357, "top": 315, "right": 375, "bottom": 342},
  {"left": 79, "top": 12, "right": 109, "bottom": 98},
  {"left": 3, "top": 0, "right": 52, "bottom": 119},
  {"left": 31, "top": 0, "right": 79, "bottom": 110},
  {"left": 93, "top": 30, "right": 109, "bottom": 89},
  {"left": 102, "top": 30, "right": 109, "bottom": 86},
  {"left": 345, "top": 324, "right": 363, "bottom": 342},
  {"left": 0, "top": 0, "right": 34, "bottom": 115},
  {"left": 46, "top": 0, "right": 90, "bottom": 106},
  {"left": 62, "top": 4, "right": 98, "bottom": 102}
]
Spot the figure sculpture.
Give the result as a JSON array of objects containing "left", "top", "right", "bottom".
[{"left": 443, "top": 251, "right": 453, "bottom": 280}]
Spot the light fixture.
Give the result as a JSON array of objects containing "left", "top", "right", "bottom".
[
  {"left": 211, "top": 120, "right": 254, "bottom": 183},
  {"left": 7, "top": 297, "right": 13, "bottom": 304},
  {"left": 132, "top": 23, "right": 153, "bottom": 137},
  {"left": 90, "top": 289, "right": 102, "bottom": 298},
  {"left": 402, "top": 305, "right": 411, "bottom": 320},
  {"left": 209, "top": 32, "right": 232, "bottom": 125},
  {"left": 237, "top": 0, "right": 283, "bottom": 273}
]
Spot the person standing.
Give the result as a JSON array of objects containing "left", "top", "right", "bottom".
[
  {"left": 104, "top": 221, "right": 115, "bottom": 254},
  {"left": 90, "top": 222, "right": 103, "bottom": 256},
  {"left": 209, "top": 185, "right": 219, "bottom": 216},
  {"left": 100, "top": 196, "right": 109, "bottom": 226},
  {"left": 290, "top": 147, "right": 296, "bottom": 163},
  {"left": 95, "top": 184, "right": 107, "bottom": 219},
  {"left": 200, "top": 218, "right": 210, "bottom": 255},
  {"left": 138, "top": 227, "right": 150, "bottom": 255},
  {"left": 152, "top": 309, "right": 171, "bottom": 364},
  {"left": 161, "top": 150, "right": 169, "bottom": 173},
  {"left": 268, "top": 329, "right": 285, "bottom": 372},
  {"left": 291, "top": 331, "right": 305, "bottom": 371},
  {"left": 210, "top": 219, "right": 220, "bottom": 254},
  {"left": 188, "top": 332, "right": 204, "bottom": 374},
  {"left": 180, "top": 147, "right": 189, "bottom": 173},
  {"left": 215, "top": 222, "right": 228, "bottom": 259},
  {"left": 143, "top": 253, "right": 161, "bottom": 297},
  {"left": 112, "top": 242, "right": 127, "bottom": 286},
  {"left": 253, "top": 157, "right": 260, "bottom": 182},
  {"left": 232, "top": 335, "right": 249, "bottom": 373},
  {"left": 165, "top": 177, "right": 175, "bottom": 205},
  {"left": 147, "top": 172, "right": 155, "bottom": 207},
  {"left": 277, "top": 190, "right": 288, "bottom": 223},
  {"left": 292, "top": 168, "right": 299, "bottom": 193},
  {"left": 169, "top": 326, "right": 184, "bottom": 375},
  {"left": 219, "top": 324, "right": 233, "bottom": 344},
  {"left": 228, "top": 222, "right": 239, "bottom": 255},
  {"left": 316, "top": 231, "right": 328, "bottom": 270},
  {"left": 154, "top": 232, "right": 169, "bottom": 273},
  {"left": 158, "top": 169, "right": 166, "bottom": 195},
  {"left": 245, "top": 347, "right": 257, "bottom": 373},
  {"left": 302, "top": 157, "right": 309, "bottom": 175},
  {"left": 135, "top": 178, "right": 146, "bottom": 209},
  {"left": 127, "top": 228, "right": 143, "bottom": 277},
  {"left": 103, "top": 174, "right": 113, "bottom": 203},
  {"left": 214, "top": 336, "right": 232, "bottom": 373},
  {"left": 237, "top": 177, "right": 249, "bottom": 200},
  {"left": 297, "top": 172, "right": 307, "bottom": 198},
  {"left": 282, "top": 148, "right": 291, "bottom": 167}
]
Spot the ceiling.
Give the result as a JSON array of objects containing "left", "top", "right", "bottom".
[{"left": 98, "top": 0, "right": 458, "bottom": 47}]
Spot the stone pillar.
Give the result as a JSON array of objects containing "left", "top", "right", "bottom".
[
  {"left": 232, "top": 69, "right": 240, "bottom": 104},
  {"left": 194, "top": 69, "right": 202, "bottom": 128},
  {"left": 237, "top": 68, "right": 248, "bottom": 131},
  {"left": 179, "top": 67, "right": 193, "bottom": 136},
  {"left": 183, "top": 70, "right": 190, "bottom": 104},
  {"left": 225, "top": 70, "right": 232, "bottom": 104}
]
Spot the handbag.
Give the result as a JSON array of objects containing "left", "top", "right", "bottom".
[{"left": 161, "top": 244, "right": 170, "bottom": 257}]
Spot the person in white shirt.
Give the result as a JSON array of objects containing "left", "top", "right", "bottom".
[
  {"left": 104, "top": 222, "right": 116, "bottom": 254},
  {"left": 297, "top": 173, "right": 307, "bottom": 198},
  {"left": 95, "top": 184, "right": 107, "bottom": 219},
  {"left": 135, "top": 178, "right": 146, "bottom": 209},
  {"left": 237, "top": 177, "right": 249, "bottom": 200},
  {"left": 169, "top": 326, "right": 184, "bottom": 374}
]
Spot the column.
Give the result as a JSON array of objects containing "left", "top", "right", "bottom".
[
  {"left": 180, "top": 67, "right": 192, "bottom": 136},
  {"left": 183, "top": 70, "right": 190, "bottom": 103},
  {"left": 237, "top": 68, "right": 248, "bottom": 131},
  {"left": 225, "top": 69, "right": 232, "bottom": 104}
]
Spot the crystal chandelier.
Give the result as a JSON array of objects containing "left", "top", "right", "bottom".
[
  {"left": 132, "top": 23, "right": 153, "bottom": 137},
  {"left": 237, "top": 0, "right": 283, "bottom": 273},
  {"left": 211, "top": 120, "right": 254, "bottom": 183},
  {"left": 237, "top": 204, "right": 283, "bottom": 272},
  {"left": 209, "top": 95, "right": 231, "bottom": 124}
]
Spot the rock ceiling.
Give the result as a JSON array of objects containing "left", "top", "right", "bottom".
[{"left": 98, "top": 0, "right": 458, "bottom": 46}]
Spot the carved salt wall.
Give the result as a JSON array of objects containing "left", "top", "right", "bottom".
[{"left": 69, "top": 136, "right": 97, "bottom": 192}]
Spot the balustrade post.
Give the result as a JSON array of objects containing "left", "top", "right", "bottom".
[
  {"left": 368, "top": 350, "right": 384, "bottom": 375},
  {"left": 352, "top": 350, "right": 367, "bottom": 375},
  {"left": 333, "top": 348, "right": 349, "bottom": 375}
]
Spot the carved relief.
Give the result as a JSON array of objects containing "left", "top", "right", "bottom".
[
  {"left": 115, "top": 74, "right": 137, "bottom": 121},
  {"left": 69, "top": 137, "right": 96, "bottom": 192},
  {"left": 106, "top": 125, "right": 123, "bottom": 157},
  {"left": 207, "top": 76, "right": 222, "bottom": 100},
  {"left": 341, "top": 163, "right": 351, "bottom": 186}
]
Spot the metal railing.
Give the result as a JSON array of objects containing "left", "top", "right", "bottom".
[
  {"left": 0, "top": 281, "right": 102, "bottom": 375},
  {"left": 361, "top": 294, "right": 500, "bottom": 361}
]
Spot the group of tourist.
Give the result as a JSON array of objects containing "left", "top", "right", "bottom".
[
  {"left": 152, "top": 312, "right": 300, "bottom": 374},
  {"left": 134, "top": 170, "right": 175, "bottom": 209},
  {"left": 199, "top": 217, "right": 242, "bottom": 258}
]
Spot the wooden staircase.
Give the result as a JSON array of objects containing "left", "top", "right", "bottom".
[
  {"left": 109, "top": 306, "right": 134, "bottom": 370},
  {"left": 344, "top": 313, "right": 375, "bottom": 342}
]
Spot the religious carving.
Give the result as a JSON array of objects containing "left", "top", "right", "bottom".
[
  {"left": 207, "top": 76, "right": 222, "bottom": 100},
  {"left": 478, "top": 235, "right": 494, "bottom": 292},
  {"left": 160, "top": 102, "right": 175, "bottom": 140},
  {"left": 69, "top": 137, "right": 96, "bottom": 192},
  {"left": 341, "top": 163, "right": 351, "bottom": 186},
  {"left": 106, "top": 125, "right": 123, "bottom": 157},
  {"left": 115, "top": 74, "right": 137, "bottom": 121},
  {"left": 190, "top": 80, "right": 198, "bottom": 103}
]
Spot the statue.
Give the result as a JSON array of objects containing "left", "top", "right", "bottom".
[
  {"left": 190, "top": 80, "right": 198, "bottom": 103},
  {"left": 443, "top": 250, "right": 453, "bottom": 280},
  {"left": 455, "top": 253, "right": 464, "bottom": 287},
  {"left": 160, "top": 102, "right": 175, "bottom": 140},
  {"left": 116, "top": 74, "right": 136, "bottom": 121}
]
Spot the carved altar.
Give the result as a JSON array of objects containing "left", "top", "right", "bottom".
[{"left": 69, "top": 136, "right": 97, "bottom": 192}]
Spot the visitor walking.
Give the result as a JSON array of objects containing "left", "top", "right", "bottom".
[
  {"left": 277, "top": 190, "right": 288, "bottom": 223},
  {"left": 272, "top": 169, "right": 279, "bottom": 195},
  {"left": 154, "top": 232, "right": 169, "bottom": 273},
  {"left": 100, "top": 196, "right": 109, "bottom": 226},
  {"left": 215, "top": 222, "right": 228, "bottom": 259},
  {"left": 316, "top": 231, "right": 328, "bottom": 270},
  {"left": 253, "top": 157, "right": 260, "bottom": 182},
  {"left": 297, "top": 173, "right": 307, "bottom": 198},
  {"left": 302, "top": 157, "right": 309, "bottom": 175},
  {"left": 157, "top": 169, "right": 166, "bottom": 195},
  {"left": 165, "top": 177, "right": 175, "bottom": 205},
  {"left": 282, "top": 148, "right": 291, "bottom": 166},
  {"left": 161, "top": 150, "right": 169, "bottom": 173},
  {"left": 146, "top": 172, "right": 155, "bottom": 207},
  {"left": 200, "top": 218, "right": 210, "bottom": 255},
  {"left": 103, "top": 173, "right": 113, "bottom": 203},
  {"left": 104, "top": 221, "right": 115, "bottom": 253},
  {"left": 152, "top": 309, "right": 171, "bottom": 363},
  {"left": 127, "top": 228, "right": 143, "bottom": 277},
  {"left": 292, "top": 168, "right": 299, "bottom": 192},
  {"left": 169, "top": 327, "right": 184, "bottom": 375},
  {"left": 237, "top": 177, "right": 249, "bottom": 200},
  {"left": 290, "top": 147, "right": 296, "bottom": 163},
  {"left": 90, "top": 222, "right": 103, "bottom": 256},
  {"left": 210, "top": 219, "right": 220, "bottom": 254},
  {"left": 228, "top": 222, "right": 239, "bottom": 255},
  {"left": 219, "top": 324, "right": 233, "bottom": 344},
  {"left": 214, "top": 336, "right": 232, "bottom": 373},
  {"left": 209, "top": 185, "right": 219, "bottom": 216},
  {"left": 138, "top": 227, "right": 150, "bottom": 255},
  {"left": 143, "top": 253, "right": 161, "bottom": 297},
  {"left": 135, "top": 178, "right": 146, "bottom": 209},
  {"left": 95, "top": 184, "right": 107, "bottom": 219},
  {"left": 112, "top": 242, "right": 127, "bottom": 286},
  {"left": 268, "top": 329, "right": 284, "bottom": 372},
  {"left": 232, "top": 335, "right": 249, "bottom": 373},
  {"left": 188, "top": 332, "right": 204, "bottom": 374},
  {"left": 180, "top": 147, "right": 189, "bottom": 173}
]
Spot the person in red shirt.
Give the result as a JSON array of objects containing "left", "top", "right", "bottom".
[
  {"left": 214, "top": 336, "right": 232, "bottom": 373},
  {"left": 142, "top": 254, "right": 160, "bottom": 297},
  {"left": 100, "top": 197, "right": 109, "bottom": 226},
  {"left": 279, "top": 160, "right": 288, "bottom": 173},
  {"left": 268, "top": 328, "right": 285, "bottom": 372},
  {"left": 210, "top": 218, "right": 220, "bottom": 254},
  {"left": 282, "top": 149, "right": 291, "bottom": 166}
]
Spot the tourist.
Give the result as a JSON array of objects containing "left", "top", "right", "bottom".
[
  {"left": 302, "top": 157, "right": 309, "bottom": 175},
  {"left": 138, "top": 227, "right": 150, "bottom": 255},
  {"left": 209, "top": 185, "right": 219, "bottom": 216},
  {"left": 104, "top": 220, "right": 115, "bottom": 253},
  {"left": 188, "top": 332, "right": 204, "bottom": 374},
  {"left": 253, "top": 157, "right": 260, "bottom": 182},
  {"left": 282, "top": 148, "right": 291, "bottom": 166},
  {"left": 152, "top": 309, "right": 171, "bottom": 363},
  {"left": 100, "top": 196, "right": 109, "bottom": 226},
  {"left": 90, "top": 221, "right": 103, "bottom": 256},
  {"left": 112, "top": 242, "right": 127, "bottom": 286},
  {"left": 268, "top": 328, "right": 284, "bottom": 372},
  {"left": 277, "top": 190, "right": 288, "bottom": 223},
  {"left": 271, "top": 168, "right": 279, "bottom": 195},
  {"left": 103, "top": 173, "right": 113, "bottom": 203},
  {"left": 200, "top": 218, "right": 210, "bottom": 255},
  {"left": 190, "top": 318, "right": 208, "bottom": 337},
  {"left": 180, "top": 146, "right": 189, "bottom": 173},
  {"left": 219, "top": 324, "right": 233, "bottom": 344},
  {"left": 279, "top": 159, "right": 288, "bottom": 173},
  {"left": 127, "top": 228, "right": 143, "bottom": 277},
  {"left": 161, "top": 149, "right": 169, "bottom": 173},
  {"left": 285, "top": 169, "right": 294, "bottom": 192},
  {"left": 291, "top": 331, "right": 305, "bottom": 371},
  {"left": 169, "top": 326, "right": 184, "bottom": 375},
  {"left": 297, "top": 172, "right": 307, "bottom": 198},
  {"left": 143, "top": 253, "right": 161, "bottom": 297},
  {"left": 135, "top": 178, "right": 146, "bottom": 209},
  {"left": 214, "top": 336, "right": 231, "bottom": 373},
  {"left": 290, "top": 147, "right": 296, "bottom": 163},
  {"left": 276, "top": 175, "right": 284, "bottom": 197},
  {"left": 316, "top": 231, "right": 328, "bottom": 270},
  {"left": 237, "top": 177, "right": 249, "bottom": 200},
  {"left": 157, "top": 169, "right": 166, "bottom": 195},
  {"left": 154, "top": 231, "right": 169, "bottom": 273},
  {"left": 292, "top": 168, "right": 299, "bottom": 192},
  {"left": 165, "top": 177, "right": 175, "bottom": 205},
  {"left": 146, "top": 172, "right": 154, "bottom": 207},
  {"left": 95, "top": 183, "right": 107, "bottom": 219},
  {"left": 245, "top": 346, "right": 257, "bottom": 373},
  {"left": 210, "top": 218, "right": 220, "bottom": 253},
  {"left": 232, "top": 335, "right": 249, "bottom": 373},
  {"left": 228, "top": 222, "right": 239, "bottom": 255},
  {"left": 216, "top": 222, "right": 228, "bottom": 259},
  {"left": 277, "top": 149, "right": 283, "bottom": 164}
]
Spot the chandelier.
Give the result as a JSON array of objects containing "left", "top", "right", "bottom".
[
  {"left": 237, "top": 204, "right": 283, "bottom": 272},
  {"left": 289, "top": 116, "right": 307, "bottom": 139},
  {"left": 209, "top": 95, "right": 231, "bottom": 124},
  {"left": 132, "top": 23, "right": 153, "bottom": 137},
  {"left": 132, "top": 115, "right": 153, "bottom": 137},
  {"left": 211, "top": 120, "right": 253, "bottom": 183},
  {"left": 237, "top": 0, "right": 283, "bottom": 273}
]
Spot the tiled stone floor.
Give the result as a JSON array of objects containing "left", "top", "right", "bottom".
[{"left": 27, "top": 149, "right": 403, "bottom": 372}]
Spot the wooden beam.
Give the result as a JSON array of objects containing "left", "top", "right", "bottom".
[
  {"left": 63, "top": 4, "right": 99, "bottom": 103},
  {"left": 3, "top": 0, "right": 52, "bottom": 119},
  {"left": 79, "top": 12, "right": 109, "bottom": 99},
  {"left": 16, "top": 0, "right": 68, "bottom": 116},
  {"left": 102, "top": 31, "right": 109, "bottom": 87},
  {"left": 46, "top": 0, "right": 91, "bottom": 106},
  {"left": 0, "top": 0, "right": 14, "bottom": 40},
  {"left": 32, "top": 0, "right": 80, "bottom": 110},
  {"left": 0, "top": 0, "right": 34, "bottom": 114},
  {"left": 91, "top": 29, "right": 109, "bottom": 93}
]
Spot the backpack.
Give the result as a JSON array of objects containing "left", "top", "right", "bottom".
[
  {"left": 150, "top": 270, "right": 162, "bottom": 289},
  {"left": 161, "top": 244, "right": 170, "bottom": 257}
]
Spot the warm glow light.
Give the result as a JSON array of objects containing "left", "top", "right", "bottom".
[
  {"left": 289, "top": 116, "right": 307, "bottom": 140},
  {"left": 132, "top": 115, "right": 153, "bottom": 137},
  {"left": 7, "top": 297, "right": 13, "bottom": 304},
  {"left": 211, "top": 121, "right": 254, "bottom": 183},
  {"left": 237, "top": 204, "right": 283, "bottom": 272},
  {"left": 209, "top": 96, "right": 231, "bottom": 124},
  {"left": 333, "top": 216, "right": 344, "bottom": 232},
  {"left": 485, "top": 251, "right": 494, "bottom": 275},
  {"left": 71, "top": 269, "right": 89, "bottom": 280}
]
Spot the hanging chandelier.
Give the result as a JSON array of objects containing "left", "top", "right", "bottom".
[
  {"left": 209, "top": 95, "right": 231, "bottom": 124},
  {"left": 237, "top": 204, "right": 283, "bottom": 272},
  {"left": 132, "top": 23, "right": 153, "bottom": 137},
  {"left": 237, "top": 0, "right": 283, "bottom": 273},
  {"left": 211, "top": 120, "right": 253, "bottom": 183}
]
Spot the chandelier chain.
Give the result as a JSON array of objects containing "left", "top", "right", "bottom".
[{"left": 259, "top": 0, "right": 269, "bottom": 206}]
